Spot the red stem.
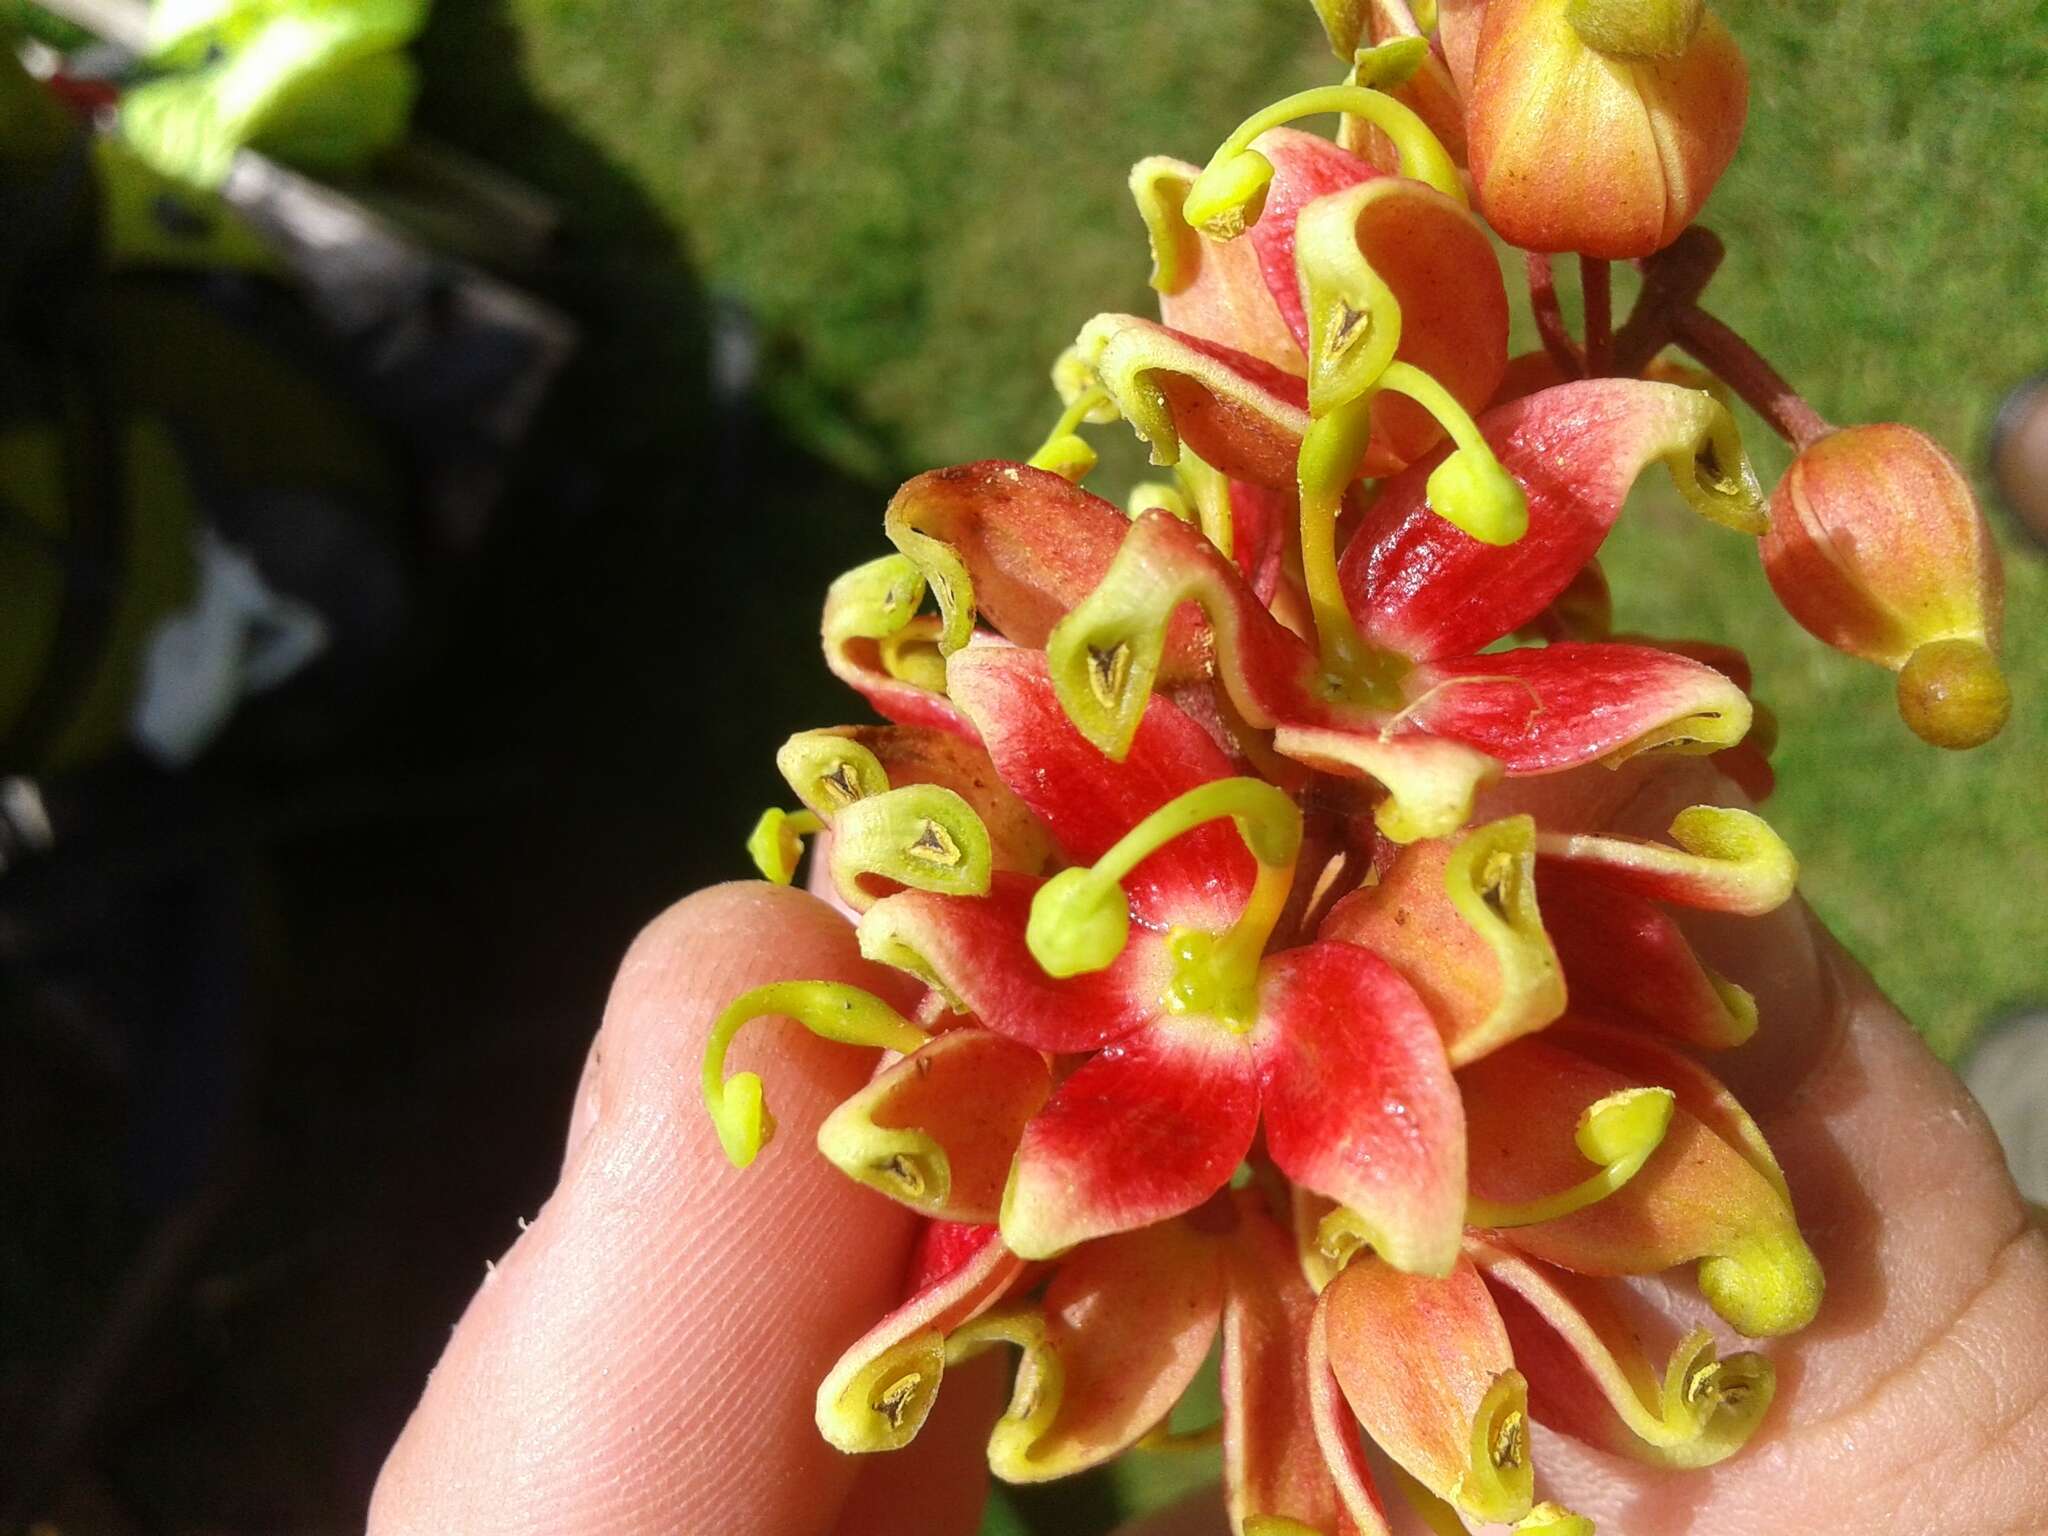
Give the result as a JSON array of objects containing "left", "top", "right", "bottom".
[
  {"left": 1582, "top": 256, "right": 1612, "bottom": 376},
  {"left": 1614, "top": 226, "right": 1726, "bottom": 376},
  {"left": 1525, "top": 252, "right": 1584, "bottom": 377},
  {"left": 1671, "top": 306, "right": 1833, "bottom": 448}
]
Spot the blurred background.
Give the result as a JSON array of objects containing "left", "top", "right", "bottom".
[{"left": 1, "top": 0, "right": 2042, "bottom": 1530}]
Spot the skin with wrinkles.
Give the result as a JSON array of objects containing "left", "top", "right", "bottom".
[{"left": 369, "top": 761, "right": 2048, "bottom": 1535}]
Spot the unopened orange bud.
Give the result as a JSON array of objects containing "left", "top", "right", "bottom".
[
  {"left": 1465, "top": 0, "right": 1747, "bottom": 258},
  {"left": 1762, "top": 424, "right": 2009, "bottom": 749}
]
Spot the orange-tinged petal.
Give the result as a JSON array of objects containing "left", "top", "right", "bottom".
[
  {"left": 1535, "top": 804, "right": 1797, "bottom": 916},
  {"left": 1225, "top": 1197, "right": 1354, "bottom": 1535},
  {"left": 1135, "top": 153, "right": 1308, "bottom": 375},
  {"left": 1306, "top": 1291, "right": 1396, "bottom": 1536},
  {"left": 1319, "top": 816, "right": 1564, "bottom": 1065},
  {"left": 1467, "top": 0, "right": 1747, "bottom": 258},
  {"left": 1321, "top": 1255, "right": 1534, "bottom": 1523},
  {"left": 1001, "top": 1015, "right": 1260, "bottom": 1260},
  {"left": 817, "top": 1029, "right": 1052, "bottom": 1224},
  {"left": 1538, "top": 864, "right": 1757, "bottom": 1047},
  {"left": 1461, "top": 1036, "right": 1822, "bottom": 1337},
  {"left": 1550, "top": 1017, "right": 1790, "bottom": 1202},
  {"left": 816, "top": 1221, "right": 1027, "bottom": 1453},
  {"left": 963, "top": 1218, "right": 1227, "bottom": 1482},
  {"left": 1255, "top": 941, "right": 1467, "bottom": 1276},
  {"left": 1469, "top": 1235, "right": 1776, "bottom": 1468},
  {"left": 883, "top": 461, "right": 1205, "bottom": 682},
  {"left": 1076, "top": 313, "right": 1312, "bottom": 489}
]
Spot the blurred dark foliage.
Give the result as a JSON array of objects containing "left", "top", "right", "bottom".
[{"left": 2, "top": 1, "right": 889, "bottom": 1524}]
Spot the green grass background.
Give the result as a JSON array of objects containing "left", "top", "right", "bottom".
[
  {"left": 401, "top": 1, "right": 2043, "bottom": 1527},
  {"left": 418, "top": 0, "right": 2045, "bottom": 1058}
]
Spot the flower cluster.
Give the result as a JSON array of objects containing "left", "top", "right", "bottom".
[{"left": 703, "top": 1, "right": 2009, "bottom": 1529}]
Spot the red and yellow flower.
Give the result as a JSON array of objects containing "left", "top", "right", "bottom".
[{"left": 690, "top": 1, "right": 2007, "bottom": 1530}]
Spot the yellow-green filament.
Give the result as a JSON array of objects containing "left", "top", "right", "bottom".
[
  {"left": 1515, "top": 1504, "right": 1597, "bottom": 1536},
  {"left": 701, "top": 982, "right": 930, "bottom": 1168},
  {"left": 1128, "top": 480, "right": 1193, "bottom": 523},
  {"left": 831, "top": 784, "right": 994, "bottom": 901},
  {"left": 945, "top": 1310, "right": 1064, "bottom": 1477},
  {"left": 1378, "top": 361, "right": 1529, "bottom": 546},
  {"left": 1297, "top": 400, "right": 1413, "bottom": 699},
  {"left": 1026, "top": 778, "right": 1302, "bottom": 990},
  {"left": 1174, "top": 444, "right": 1236, "bottom": 559},
  {"left": 1029, "top": 385, "right": 1118, "bottom": 481},
  {"left": 1467, "top": 1087, "right": 1676, "bottom": 1228},
  {"left": 1387, "top": 1465, "right": 1470, "bottom": 1536},
  {"left": 1314, "top": 1205, "right": 1388, "bottom": 1274},
  {"left": 878, "top": 620, "right": 950, "bottom": 689},
  {"left": 747, "top": 807, "right": 822, "bottom": 884},
  {"left": 1184, "top": 85, "right": 1463, "bottom": 241}
]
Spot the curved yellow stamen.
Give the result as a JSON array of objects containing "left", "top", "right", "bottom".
[
  {"left": 1466, "top": 1087, "right": 1677, "bottom": 1228},
  {"left": 1183, "top": 84, "right": 1464, "bottom": 242},
  {"left": 1026, "top": 777, "right": 1301, "bottom": 1005},
  {"left": 1174, "top": 443, "right": 1237, "bottom": 560},
  {"left": 701, "top": 982, "right": 930, "bottom": 1168},
  {"left": 747, "top": 807, "right": 823, "bottom": 884},
  {"left": 946, "top": 1309, "right": 1065, "bottom": 1480},
  {"left": 1378, "top": 360, "right": 1529, "bottom": 546},
  {"left": 1028, "top": 384, "right": 1116, "bottom": 481}
]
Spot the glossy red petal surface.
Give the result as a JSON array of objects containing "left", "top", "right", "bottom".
[
  {"left": 1245, "top": 128, "right": 1378, "bottom": 352},
  {"left": 1404, "top": 641, "right": 1751, "bottom": 774},
  {"left": 1254, "top": 941, "right": 1465, "bottom": 1276},
  {"left": 858, "top": 873, "right": 1171, "bottom": 1053},
  {"left": 948, "top": 647, "right": 1255, "bottom": 931},
  {"left": 1343, "top": 380, "right": 1739, "bottom": 662},
  {"left": 1002, "top": 1016, "right": 1258, "bottom": 1259},
  {"left": 1539, "top": 867, "right": 1756, "bottom": 1048}
]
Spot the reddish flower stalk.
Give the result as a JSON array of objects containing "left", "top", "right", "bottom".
[{"left": 690, "top": 2, "right": 2011, "bottom": 1529}]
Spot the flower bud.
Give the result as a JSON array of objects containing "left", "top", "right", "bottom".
[
  {"left": 1465, "top": 0, "right": 1747, "bottom": 258},
  {"left": 1762, "top": 424, "right": 2009, "bottom": 749}
]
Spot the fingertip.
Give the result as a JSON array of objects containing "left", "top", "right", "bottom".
[{"left": 373, "top": 881, "right": 927, "bottom": 1536}]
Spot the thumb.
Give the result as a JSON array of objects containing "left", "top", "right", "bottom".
[{"left": 1499, "top": 759, "right": 2048, "bottom": 1533}]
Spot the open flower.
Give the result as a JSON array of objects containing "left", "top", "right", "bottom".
[
  {"left": 859, "top": 645, "right": 1468, "bottom": 1272},
  {"left": 1046, "top": 376, "right": 1764, "bottom": 840}
]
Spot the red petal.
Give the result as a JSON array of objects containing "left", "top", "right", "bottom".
[
  {"left": 1344, "top": 380, "right": 1750, "bottom": 662},
  {"left": 1404, "top": 641, "right": 1753, "bottom": 774},
  {"left": 1321, "top": 1255, "right": 1533, "bottom": 1523},
  {"left": 1307, "top": 1294, "right": 1396, "bottom": 1536},
  {"left": 1538, "top": 867, "right": 1758, "bottom": 1048},
  {"left": 858, "top": 873, "right": 1170, "bottom": 1053},
  {"left": 996, "top": 1220, "right": 1227, "bottom": 1480},
  {"left": 1245, "top": 128, "right": 1377, "bottom": 351},
  {"left": 1223, "top": 1196, "right": 1350, "bottom": 1533},
  {"left": 1085, "top": 314, "right": 1311, "bottom": 488},
  {"left": 1471, "top": 1235, "right": 1779, "bottom": 1469},
  {"left": 1229, "top": 476, "right": 1293, "bottom": 603},
  {"left": 1002, "top": 1016, "right": 1258, "bottom": 1259},
  {"left": 885, "top": 461, "right": 1203, "bottom": 676},
  {"left": 947, "top": 646, "right": 1256, "bottom": 931},
  {"left": 1252, "top": 131, "right": 1507, "bottom": 469},
  {"left": 1460, "top": 1037, "right": 1821, "bottom": 1337},
  {"left": 818, "top": 1029, "right": 1053, "bottom": 1224},
  {"left": 817, "top": 1221, "right": 1026, "bottom": 1452},
  {"left": 1255, "top": 941, "right": 1466, "bottom": 1275}
]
